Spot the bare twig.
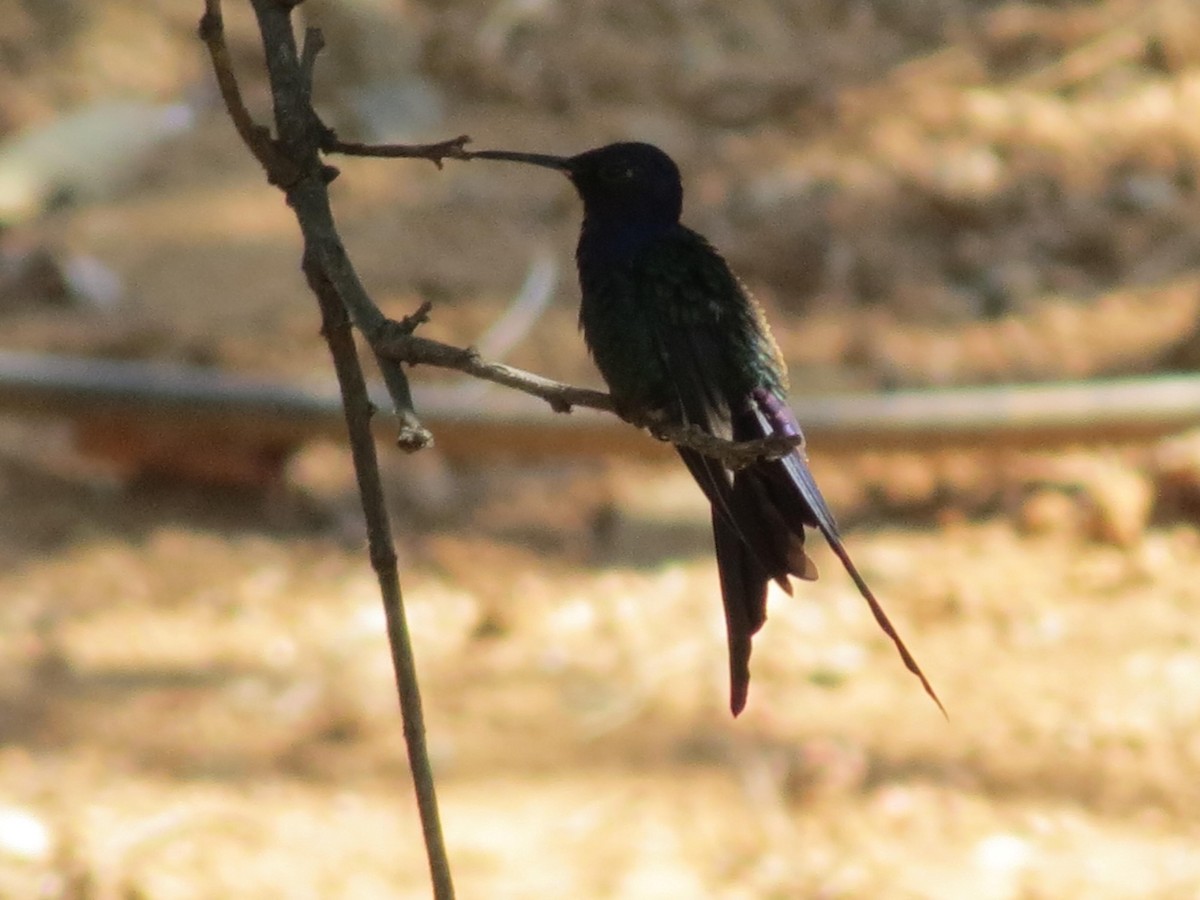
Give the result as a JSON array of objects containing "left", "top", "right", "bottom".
[
  {"left": 298, "top": 26, "right": 322, "bottom": 106},
  {"left": 325, "top": 135, "right": 473, "bottom": 169},
  {"left": 199, "top": 2, "right": 454, "bottom": 897},
  {"left": 655, "top": 422, "right": 804, "bottom": 469},
  {"left": 199, "top": 0, "right": 299, "bottom": 186},
  {"left": 379, "top": 330, "right": 613, "bottom": 414},
  {"left": 304, "top": 252, "right": 452, "bottom": 897},
  {"left": 210, "top": 0, "right": 428, "bottom": 440}
]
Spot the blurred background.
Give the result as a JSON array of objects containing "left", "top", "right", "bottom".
[{"left": 3, "top": 0, "right": 1200, "bottom": 896}]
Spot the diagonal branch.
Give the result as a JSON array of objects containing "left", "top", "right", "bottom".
[
  {"left": 374, "top": 328, "right": 806, "bottom": 470},
  {"left": 304, "top": 251, "right": 453, "bottom": 897}
]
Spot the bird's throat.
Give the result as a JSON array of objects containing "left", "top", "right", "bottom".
[{"left": 578, "top": 214, "right": 674, "bottom": 269}]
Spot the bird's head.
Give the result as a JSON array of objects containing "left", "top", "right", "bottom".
[{"left": 471, "top": 141, "right": 683, "bottom": 230}]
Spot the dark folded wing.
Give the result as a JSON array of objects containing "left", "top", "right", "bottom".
[{"left": 632, "top": 229, "right": 943, "bottom": 715}]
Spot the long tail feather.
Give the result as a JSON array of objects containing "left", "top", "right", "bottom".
[
  {"left": 818, "top": 525, "right": 946, "bottom": 718},
  {"left": 741, "top": 388, "right": 945, "bottom": 716},
  {"left": 712, "top": 510, "right": 766, "bottom": 715},
  {"left": 677, "top": 384, "right": 943, "bottom": 716}
]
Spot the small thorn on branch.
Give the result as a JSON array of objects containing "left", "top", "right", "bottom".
[{"left": 398, "top": 300, "right": 434, "bottom": 335}]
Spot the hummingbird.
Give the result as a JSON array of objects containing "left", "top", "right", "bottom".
[{"left": 471, "top": 141, "right": 941, "bottom": 717}]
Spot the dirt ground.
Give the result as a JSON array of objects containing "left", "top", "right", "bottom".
[{"left": 3, "top": 1, "right": 1200, "bottom": 897}]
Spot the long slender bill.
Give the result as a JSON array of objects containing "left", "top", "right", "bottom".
[{"left": 469, "top": 149, "right": 572, "bottom": 171}]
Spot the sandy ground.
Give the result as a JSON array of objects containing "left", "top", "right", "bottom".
[
  {"left": 5, "top": 461, "right": 1200, "bottom": 897},
  {"left": 3, "top": 1, "right": 1200, "bottom": 897}
]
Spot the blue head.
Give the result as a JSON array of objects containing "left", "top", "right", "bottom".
[
  {"left": 472, "top": 141, "right": 683, "bottom": 259},
  {"left": 563, "top": 142, "right": 682, "bottom": 231}
]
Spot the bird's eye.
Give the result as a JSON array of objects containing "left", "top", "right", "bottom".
[{"left": 600, "top": 163, "right": 635, "bottom": 182}]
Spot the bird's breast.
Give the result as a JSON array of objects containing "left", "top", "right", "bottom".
[{"left": 575, "top": 263, "right": 677, "bottom": 419}]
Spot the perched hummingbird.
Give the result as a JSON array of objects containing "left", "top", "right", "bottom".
[{"left": 472, "top": 142, "right": 941, "bottom": 716}]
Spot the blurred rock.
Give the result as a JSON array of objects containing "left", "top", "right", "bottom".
[
  {"left": 1017, "top": 486, "right": 1084, "bottom": 538},
  {"left": 59, "top": 254, "right": 123, "bottom": 310},
  {"left": 1108, "top": 171, "right": 1179, "bottom": 214},
  {"left": 301, "top": 0, "right": 440, "bottom": 141},
  {"left": 0, "top": 238, "right": 126, "bottom": 314},
  {"left": 1083, "top": 461, "right": 1155, "bottom": 548},
  {"left": 303, "top": 0, "right": 422, "bottom": 84},
  {"left": 973, "top": 832, "right": 1035, "bottom": 877},
  {"left": 1151, "top": 429, "right": 1200, "bottom": 520},
  {"left": 975, "top": 260, "right": 1043, "bottom": 318},
  {"left": 0, "top": 805, "right": 52, "bottom": 862},
  {"left": 342, "top": 76, "right": 446, "bottom": 143},
  {"left": 719, "top": 173, "right": 833, "bottom": 306},
  {"left": 0, "top": 242, "right": 70, "bottom": 312},
  {"left": 923, "top": 146, "right": 1006, "bottom": 225},
  {"left": 0, "top": 100, "right": 195, "bottom": 224},
  {"left": 776, "top": 735, "right": 869, "bottom": 803},
  {"left": 1015, "top": 453, "right": 1153, "bottom": 547}
]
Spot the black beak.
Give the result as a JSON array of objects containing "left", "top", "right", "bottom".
[{"left": 468, "top": 149, "right": 572, "bottom": 172}]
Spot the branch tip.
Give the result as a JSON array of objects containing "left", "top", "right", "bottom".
[
  {"left": 399, "top": 300, "right": 433, "bottom": 334},
  {"left": 303, "top": 26, "right": 325, "bottom": 54},
  {"left": 197, "top": 9, "right": 221, "bottom": 42},
  {"left": 398, "top": 424, "right": 435, "bottom": 452}
]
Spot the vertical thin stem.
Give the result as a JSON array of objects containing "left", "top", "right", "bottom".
[
  {"left": 201, "top": 0, "right": 456, "bottom": 893},
  {"left": 305, "top": 254, "right": 455, "bottom": 899}
]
